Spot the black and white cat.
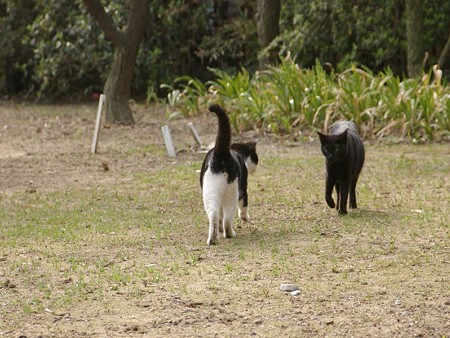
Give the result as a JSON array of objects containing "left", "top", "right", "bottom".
[
  {"left": 317, "top": 121, "right": 365, "bottom": 215},
  {"left": 200, "top": 104, "right": 258, "bottom": 245}
]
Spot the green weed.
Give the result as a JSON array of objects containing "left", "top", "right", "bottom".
[{"left": 163, "top": 55, "right": 450, "bottom": 141}]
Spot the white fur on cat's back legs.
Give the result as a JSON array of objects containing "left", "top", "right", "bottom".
[
  {"left": 203, "top": 170, "right": 238, "bottom": 245},
  {"left": 206, "top": 213, "right": 219, "bottom": 245},
  {"left": 204, "top": 200, "right": 221, "bottom": 245},
  {"left": 221, "top": 180, "right": 238, "bottom": 239}
]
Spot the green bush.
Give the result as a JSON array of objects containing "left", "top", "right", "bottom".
[
  {"left": 22, "top": 0, "right": 114, "bottom": 99},
  {"left": 265, "top": 0, "right": 450, "bottom": 74},
  {"left": 163, "top": 55, "right": 450, "bottom": 142},
  {"left": 0, "top": 0, "right": 213, "bottom": 100},
  {"left": 1, "top": 0, "right": 449, "bottom": 101}
]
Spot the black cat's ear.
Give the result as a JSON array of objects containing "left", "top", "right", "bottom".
[
  {"left": 336, "top": 128, "right": 348, "bottom": 142},
  {"left": 317, "top": 131, "right": 327, "bottom": 145}
]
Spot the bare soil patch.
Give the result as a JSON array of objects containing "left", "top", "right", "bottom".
[{"left": 1, "top": 102, "right": 449, "bottom": 337}]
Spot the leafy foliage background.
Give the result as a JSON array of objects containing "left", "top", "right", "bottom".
[{"left": 0, "top": 0, "right": 449, "bottom": 100}]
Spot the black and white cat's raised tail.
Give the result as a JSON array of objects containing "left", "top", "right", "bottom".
[
  {"left": 317, "top": 121, "right": 365, "bottom": 215},
  {"left": 200, "top": 104, "right": 258, "bottom": 245}
]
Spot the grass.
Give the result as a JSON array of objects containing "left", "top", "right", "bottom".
[{"left": 1, "top": 139, "right": 449, "bottom": 336}]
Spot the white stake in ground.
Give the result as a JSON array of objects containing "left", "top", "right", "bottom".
[
  {"left": 161, "top": 125, "right": 176, "bottom": 157},
  {"left": 91, "top": 94, "right": 106, "bottom": 154},
  {"left": 187, "top": 122, "right": 202, "bottom": 146}
]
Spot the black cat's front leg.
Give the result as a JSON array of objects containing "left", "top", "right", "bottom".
[
  {"left": 335, "top": 182, "right": 340, "bottom": 210},
  {"left": 349, "top": 178, "right": 358, "bottom": 209},
  {"left": 338, "top": 179, "right": 349, "bottom": 215},
  {"left": 325, "top": 175, "right": 336, "bottom": 209}
]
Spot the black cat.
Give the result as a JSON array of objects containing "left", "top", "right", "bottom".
[
  {"left": 317, "top": 121, "right": 365, "bottom": 215},
  {"left": 200, "top": 104, "right": 258, "bottom": 245}
]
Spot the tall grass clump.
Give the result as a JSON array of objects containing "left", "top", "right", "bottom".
[{"left": 162, "top": 55, "right": 450, "bottom": 142}]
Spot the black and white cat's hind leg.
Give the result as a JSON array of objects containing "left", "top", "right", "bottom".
[
  {"left": 222, "top": 181, "right": 238, "bottom": 239},
  {"left": 206, "top": 210, "right": 220, "bottom": 245},
  {"left": 203, "top": 172, "right": 225, "bottom": 245}
]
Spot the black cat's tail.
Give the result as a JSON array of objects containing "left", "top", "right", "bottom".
[{"left": 209, "top": 104, "right": 231, "bottom": 155}]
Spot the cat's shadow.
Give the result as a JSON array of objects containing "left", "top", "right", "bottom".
[
  {"left": 342, "top": 208, "right": 406, "bottom": 225},
  {"left": 235, "top": 208, "right": 402, "bottom": 242}
]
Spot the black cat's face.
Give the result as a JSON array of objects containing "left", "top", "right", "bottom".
[
  {"left": 231, "top": 142, "right": 258, "bottom": 174},
  {"left": 317, "top": 130, "right": 348, "bottom": 163}
]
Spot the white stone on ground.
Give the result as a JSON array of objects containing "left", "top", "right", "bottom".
[{"left": 279, "top": 283, "right": 299, "bottom": 292}]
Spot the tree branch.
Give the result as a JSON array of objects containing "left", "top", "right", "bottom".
[
  {"left": 83, "top": 0, "right": 124, "bottom": 47},
  {"left": 438, "top": 28, "right": 450, "bottom": 69},
  {"left": 124, "top": 0, "right": 150, "bottom": 45}
]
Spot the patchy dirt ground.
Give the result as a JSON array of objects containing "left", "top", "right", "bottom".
[
  {"left": 1, "top": 101, "right": 449, "bottom": 337},
  {"left": 0, "top": 102, "right": 173, "bottom": 192}
]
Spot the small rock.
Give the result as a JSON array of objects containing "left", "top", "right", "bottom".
[
  {"left": 101, "top": 161, "right": 110, "bottom": 171},
  {"left": 290, "top": 290, "right": 301, "bottom": 296},
  {"left": 395, "top": 299, "right": 401, "bottom": 305},
  {"left": 280, "top": 283, "right": 299, "bottom": 292}
]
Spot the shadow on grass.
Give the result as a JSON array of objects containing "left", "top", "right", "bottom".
[
  {"left": 349, "top": 208, "right": 407, "bottom": 221},
  {"left": 198, "top": 206, "right": 413, "bottom": 250}
]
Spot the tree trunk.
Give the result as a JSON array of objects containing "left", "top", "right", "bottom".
[
  {"left": 257, "top": 0, "right": 281, "bottom": 68},
  {"left": 405, "top": 0, "right": 424, "bottom": 78},
  {"left": 83, "top": 0, "right": 149, "bottom": 125},
  {"left": 103, "top": 48, "right": 135, "bottom": 125},
  {"left": 438, "top": 29, "right": 450, "bottom": 69}
]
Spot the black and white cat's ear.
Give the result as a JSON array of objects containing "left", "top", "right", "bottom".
[{"left": 248, "top": 141, "right": 257, "bottom": 149}]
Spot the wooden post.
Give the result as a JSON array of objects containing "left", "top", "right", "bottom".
[
  {"left": 91, "top": 94, "right": 106, "bottom": 154},
  {"left": 187, "top": 122, "right": 202, "bottom": 146},
  {"left": 161, "top": 125, "right": 176, "bottom": 157}
]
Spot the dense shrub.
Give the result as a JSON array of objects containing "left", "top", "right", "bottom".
[
  {"left": 164, "top": 56, "right": 450, "bottom": 142},
  {"left": 0, "top": 0, "right": 214, "bottom": 100},
  {"left": 263, "top": 0, "right": 450, "bottom": 74},
  {"left": 23, "top": 0, "right": 115, "bottom": 99},
  {"left": 0, "top": 0, "right": 36, "bottom": 94},
  {"left": 0, "top": 0, "right": 449, "bottom": 100}
]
